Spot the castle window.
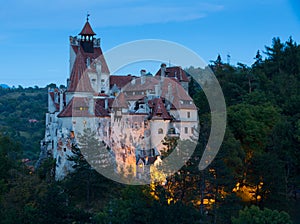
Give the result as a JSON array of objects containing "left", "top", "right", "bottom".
[
  {"left": 158, "top": 128, "right": 163, "bottom": 134},
  {"left": 187, "top": 111, "right": 190, "bottom": 118},
  {"left": 184, "top": 127, "right": 188, "bottom": 134},
  {"left": 168, "top": 128, "right": 175, "bottom": 134}
]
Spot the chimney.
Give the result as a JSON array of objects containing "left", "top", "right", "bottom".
[
  {"left": 160, "top": 63, "right": 167, "bottom": 77},
  {"left": 140, "top": 69, "right": 146, "bottom": 76},
  {"left": 131, "top": 77, "right": 136, "bottom": 85},
  {"left": 140, "top": 69, "right": 146, "bottom": 84}
]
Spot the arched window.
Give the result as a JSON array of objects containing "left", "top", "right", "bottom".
[{"left": 158, "top": 128, "right": 163, "bottom": 134}]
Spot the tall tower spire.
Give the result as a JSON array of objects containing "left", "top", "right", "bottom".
[{"left": 79, "top": 14, "right": 96, "bottom": 53}]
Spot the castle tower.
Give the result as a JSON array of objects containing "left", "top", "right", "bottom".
[
  {"left": 67, "top": 16, "right": 110, "bottom": 104},
  {"left": 37, "top": 16, "right": 112, "bottom": 180}
]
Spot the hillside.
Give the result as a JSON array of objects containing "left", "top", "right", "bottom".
[{"left": 0, "top": 86, "right": 48, "bottom": 160}]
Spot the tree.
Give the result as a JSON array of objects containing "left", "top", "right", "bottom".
[
  {"left": 232, "top": 205, "right": 292, "bottom": 224},
  {"left": 95, "top": 185, "right": 201, "bottom": 224},
  {"left": 64, "top": 128, "right": 117, "bottom": 209}
]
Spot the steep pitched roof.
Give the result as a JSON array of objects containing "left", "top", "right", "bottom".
[
  {"left": 112, "top": 92, "right": 128, "bottom": 108},
  {"left": 68, "top": 47, "right": 110, "bottom": 92},
  {"left": 149, "top": 97, "right": 172, "bottom": 120},
  {"left": 160, "top": 78, "right": 196, "bottom": 110},
  {"left": 74, "top": 72, "right": 94, "bottom": 92},
  {"left": 49, "top": 89, "right": 60, "bottom": 111},
  {"left": 109, "top": 75, "right": 134, "bottom": 89},
  {"left": 71, "top": 46, "right": 110, "bottom": 74},
  {"left": 68, "top": 50, "right": 87, "bottom": 92},
  {"left": 155, "top": 66, "right": 189, "bottom": 82},
  {"left": 94, "top": 98, "right": 110, "bottom": 117},
  {"left": 79, "top": 21, "right": 96, "bottom": 36},
  {"left": 122, "top": 77, "right": 158, "bottom": 93}
]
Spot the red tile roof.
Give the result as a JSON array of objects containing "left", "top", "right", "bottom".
[
  {"left": 71, "top": 46, "right": 110, "bottom": 74},
  {"left": 153, "top": 78, "right": 196, "bottom": 110},
  {"left": 155, "top": 66, "right": 189, "bottom": 82},
  {"left": 122, "top": 77, "right": 158, "bottom": 92},
  {"left": 112, "top": 92, "right": 128, "bottom": 108},
  {"left": 68, "top": 46, "right": 109, "bottom": 92},
  {"left": 79, "top": 21, "right": 96, "bottom": 36},
  {"left": 109, "top": 75, "right": 134, "bottom": 89},
  {"left": 75, "top": 72, "right": 95, "bottom": 92},
  {"left": 68, "top": 50, "right": 88, "bottom": 92},
  {"left": 94, "top": 99, "right": 110, "bottom": 117},
  {"left": 49, "top": 91, "right": 60, "bottom": 111},
  {"left": 149, "top": 97, "right": 172, "bottom": 120}
]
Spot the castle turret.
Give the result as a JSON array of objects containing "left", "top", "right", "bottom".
[{"left": 79, "top": 15, "right": 96, "bottom": 53}]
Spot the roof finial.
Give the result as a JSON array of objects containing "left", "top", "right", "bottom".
[{"left": 87, "top": 12, "right": 90, "bottom": 21}]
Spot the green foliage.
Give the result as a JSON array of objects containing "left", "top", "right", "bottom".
[
  {"left": 65, "top": 129, "right": 120, "bottom": 209},
  {"left": 95, "top": 185, "right": 201, "bottom": 224},
  {"left": 232, "top": 205, "right": 292, "bottom": 224},
  {"left": 0, "top": 87, "right": 47, "bottom": 160},
  {"left": 228, "top": 103, "right": 280, "bottom": 152}
]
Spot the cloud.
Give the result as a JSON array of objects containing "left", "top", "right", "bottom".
[
  {"left": 91, "top": 2, "right": 224, "bottom": 27},
  {"left": 0, "top": 1, "right": 224, "bottom": 29}
]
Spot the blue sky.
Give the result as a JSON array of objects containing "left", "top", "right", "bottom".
[{"left": 0, "top": 0, "right": 299, "bottom": 87}]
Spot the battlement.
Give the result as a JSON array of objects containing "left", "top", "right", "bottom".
[{"left": 69, "top": 36, "right": 101, "bottom": 48}]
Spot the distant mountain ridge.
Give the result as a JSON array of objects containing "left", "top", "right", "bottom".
[{"left": 0, "top": 84, "right": 10, "bottom": 88}]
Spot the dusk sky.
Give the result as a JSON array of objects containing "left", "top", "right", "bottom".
[{"left": 0, "top": 0, "right": 299, "bottom": 87}]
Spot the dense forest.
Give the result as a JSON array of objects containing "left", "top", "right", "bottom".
[
  {"left": 0, "top": 37, "right": 299, "bottom": 223},
  {"left": 0, "top": 86, "right": 48, "bottom": 159}
]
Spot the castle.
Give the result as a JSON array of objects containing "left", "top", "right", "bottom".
[{"left": 38, "top": 17, "right": 199, "bottom": 181}]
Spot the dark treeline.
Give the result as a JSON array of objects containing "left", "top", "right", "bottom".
[{"left": 0, "top": 37, "right": 299, "bottom": 223}]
